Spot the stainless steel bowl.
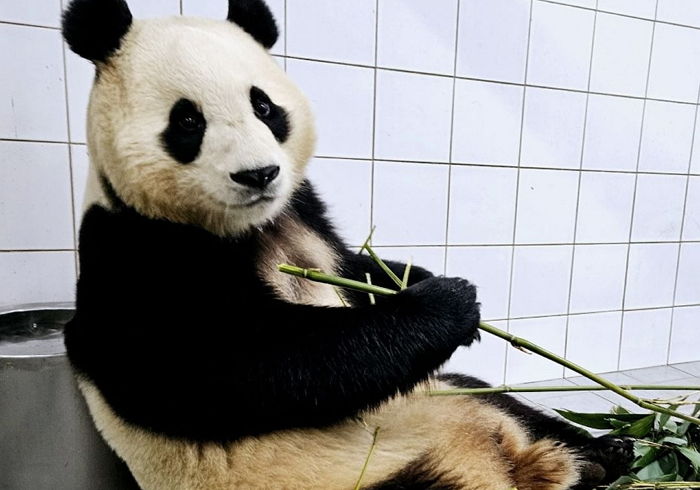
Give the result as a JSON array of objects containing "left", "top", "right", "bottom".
[{"left": 0, "top": 303, "right": 139, "bottom": 490}]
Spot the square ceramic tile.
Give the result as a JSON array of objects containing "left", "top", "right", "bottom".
[
  {"left": 286, "top": 59, "right": 374, "bottom": 158},
  {"left": 624, "top": 243, "right": 679, "bottom": 309},
  {"left": 286, "top": 0, "right": 375, "bottom": 65},
  {"left": 589, "top": 13, "right": 653, "bottom": 97},
  {"left": 619, "top": 308, "right": 674, "bottom": 370},
  {"left": 692, "top": 111, "right": 700, "bottom": 175},
  {"left": 526, "top": 1, "right": 595, "bottom": 90},
  {"left": 447, "top": 166, "right": 518, "bottom": 245},
  {"left": 521, "top": 88, "right": 587, "bottom": 169},
  {"left": 446, "top": 246, "right": 512, "bottom": 320},
  {"left": 0, "top": 24, "right": 67, "bottom": 141},
  {"left": 374, "top": 70, "right": 453, "bottom": 162},
  {"left": 569, "top": 245, "right": 628, "bottom": 314},
  {"left": 657, "top": 0, "right": 700, "bottom": 28},
  {"left": 533, "top": 393, "right": 615, "bottom": 413},
  {"left": 575, "top": 172, "right": 635, "bottom": 243},
  {"left": 515, "top": 169, "right": 579, "bottom": 244},
  {"left": 0, "top": 0, "right": 61, "bottom": 27},
  {"left": 182, "top": 0, "right": 285, "bottom": 54},
  {"left": 566, "top": 312, "right": 623, "bottom": 375},
  {"left": 377, "top": 0, "right": 458, "bottom": 75},
  {"left": 582, "top": 94, "right": 644, "bottom": 172},
  {"left": 451, "top": 80, "right": 523, "bottom": 166},
  {"left": 70, "top": 144, "right": 89, "bottom": 235},
  {"left": 624, "top": 365, "right": 699, "bottom": 383},
  {"left": 456, "top": 0, "right": 530, "bottom": 83},
  {"left": 306, "top": 158, "right": 372, "bottom": 247},
  {"left": 597, "top": 0, "right": 657, "bottom": 19},
  {"left": 631, "top": 174, "right": 686, "bottom": 242},
  {"left": 127, "top": 0, "right": 180, "bottom": 17},
  {"left": 671, "top": 360, "right": 700, "bottom": 378},
  {"left": 647, "top": 24, "right": 700, "bottom": 104},
  {"left": 506, "top": 316, "right": 567, "bottom": 384},
  {"left": 675, "top": 243, "right": 700, "bottom": 306},
  {"left": 510, "top": 245, "right": 573, "bottom": 318},
  {"left": 638, "top": 100, "right": 696, "bottom": 173},
  {"left": 372, "top": 162, "right": 449, "bottom": 246},
  {"left": 65, "top": 50, "right": 94, "bottom": 144},
  {"left": 0, "top": 251, "right": 76, "bottom": 308},
  {"left": 567, "top": 371, "right": 638, "bottom": 386},
  {"left": 669, "top": 306, "right": 700, "bottom": 364},
  {"left": 555, "top": 0, "right": 595, "bottom": 7},
  {"left": 0, "top": 141, "right": 73, "bottom": 250},
  {"left": 443, "top": 320, "right": 508, "bottom": 386},
  {"left": 682, "top": 177, "right": 700, "bottom": 241},
  {"left": 373, "top": 246, "right": 446, "bottom": 277}
]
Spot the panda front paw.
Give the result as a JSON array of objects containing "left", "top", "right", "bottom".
[
  {"left": 576, "top": 435, "right": 634, "bottom": 488},
  {"left": 399, "top": 276, "right": 481, "bottom": 347}
]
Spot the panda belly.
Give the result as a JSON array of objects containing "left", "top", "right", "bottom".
[
  {"left": 76, "top": 217, "right": 578, "bottom": 489},
  {"left": 79, "top": 377, "right": 579, "bottom": 490}
]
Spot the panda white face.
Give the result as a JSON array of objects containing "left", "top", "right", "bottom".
[{"left": 84, "top": 15, "right": 315, "bottom": 236}]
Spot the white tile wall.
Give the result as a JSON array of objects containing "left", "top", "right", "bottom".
[{"left": 2, "top": 0, "right": 699, "bottom": 381}]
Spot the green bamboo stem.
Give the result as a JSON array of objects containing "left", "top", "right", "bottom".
[
  {"left": 401, "top": 258, "right": 412, "bottom": 291},
  {"left": 477, "top": 322, "right": 700, "bottom": 426},
  {"left": 278, "top": 264, "right": 398, "bottom": 296},
  {"left": 353, "top": 427, "right": 380, "bottom": 490},
  {"left": 277, "top": 263, "right": 700, "bottom": 426},
  {"left": 428, "top": 385, "right": 700, "bottom": 396},
  {"left": 362, "top": 244, "right": 403, "bottom": 288}
]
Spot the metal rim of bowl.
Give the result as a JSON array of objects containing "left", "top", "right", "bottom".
[{"left": 0, "top": 302, "right": 75, "bottom": 360}]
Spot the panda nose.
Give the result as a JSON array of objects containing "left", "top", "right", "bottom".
[{"left": 229, "top": 165, "right": 280, "bottom": 189}]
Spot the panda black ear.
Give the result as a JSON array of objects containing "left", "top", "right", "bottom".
[
  {"left": 62, "top": 0, "right": 133, "bottom": 63},
  {"left": 227, "top": 0, "right": 279, "bottom": 49}
]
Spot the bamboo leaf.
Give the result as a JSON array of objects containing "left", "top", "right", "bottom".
[
  {"left": 660, "top": 436, "right": 688, "bottom": 446},
  {"left": 678, "top": 447, "right": 700, "bottom": 472},
  {"left": 612, "top": 414, "right": 655, "bottom": 438},
  {"left": 632, "top": 446, "right": 660, "bottom": 470}
]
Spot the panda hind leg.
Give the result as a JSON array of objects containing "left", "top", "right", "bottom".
[{"left": 438, "top": 374, "right": 635, "bottom": 487}]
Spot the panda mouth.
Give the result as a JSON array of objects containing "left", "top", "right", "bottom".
[{"left": 242, "top": 195, "right": 275, "bottom": 207}]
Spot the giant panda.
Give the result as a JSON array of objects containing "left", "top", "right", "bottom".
[{"left": 62, "top": 0, "right": 634, "bottom": 488}]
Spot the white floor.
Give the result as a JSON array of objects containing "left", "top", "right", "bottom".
[{"left": 514, "top": 362, "right": 700, "bottom": 417}]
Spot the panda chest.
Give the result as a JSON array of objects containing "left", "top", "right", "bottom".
[{"left": 256, "top": 219, "right": 344, "bottom": 307}]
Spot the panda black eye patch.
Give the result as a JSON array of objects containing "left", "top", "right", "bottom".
[
  {"left": 161, "top": 98, "right": 207, "bottom": 164},
  {"left": 250, "top": 86, "right": 289, "bottom": 143}
]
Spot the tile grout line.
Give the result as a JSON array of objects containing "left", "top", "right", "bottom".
[
  {"left": 666, "top": 81, "right": 700, "bottom": 364},
  {"left": 616, "top": 0, "right": 659, "bottom": 371},
  {"left": 368, "top": 0, "right": 379, "bottom": 235},
  {"left": 283, "top": 0, "right": 287, "bottom": 71},
  {"left": 504, "top": 0, "right": 535, "bottom": 385},
  {"left": 540, "top": 0, "right": 700, "bottom": 32},
  {"left": 58, "top": 15, "right": 80, "bottom": 279},
  {"left": 563, "top": 0, "right": 598, "bottom": 373},
  {"left": 279, "top": 53, "right": 699, "bottom": 107},
  {"left": 443, "top": 0, "right": 462, "bottom": 277},
  {"left": 312, "top": 154, "right": 700, "bottom": 177}
]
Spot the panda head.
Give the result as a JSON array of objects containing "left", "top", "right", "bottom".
[{"left": 63, "top": 0, "right": 315, "bottom": 236}]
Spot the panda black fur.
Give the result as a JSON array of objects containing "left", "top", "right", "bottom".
[{"left": 62, "top": 0, "right": 634, "bottom": 488}]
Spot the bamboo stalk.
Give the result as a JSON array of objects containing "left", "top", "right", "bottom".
[
  {"left": 353, "top": 427, "right": 380, "bottom": 490},
  {"left": 361, "top": 244, "right": 403, "bottom": 288},
  {"left": 278, "top": 264, "right": 398, "bottom": 296},
  {"left": 428, "top": 386, "right": 700, "bottom": 396},
  {"left": 277, "top": 263, "right": 700, "bottom": 426},
  {"left": 476, "top": 323, "right": 700, "bottom": 426}
]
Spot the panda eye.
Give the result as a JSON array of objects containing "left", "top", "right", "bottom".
[
  {"left": 254, "top": 100, "right": 271, "bottom": 119},
  {"left": 249, "top": 86, "right": 290, "bottom": 143},
  {"left": 178, "top": 115, "right": 201, "bottom": 132}
]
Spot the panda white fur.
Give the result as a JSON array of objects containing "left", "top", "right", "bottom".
[{"left": 62, "top": 0, "right": 633, "bottom": 488}]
